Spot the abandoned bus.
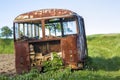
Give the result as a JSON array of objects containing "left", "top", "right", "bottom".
[{"left": 13, "top": 9, "right": 88, "bottom": 74}]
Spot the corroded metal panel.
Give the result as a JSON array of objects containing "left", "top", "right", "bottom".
[
  {"left": 77, "top": 16, "right": 88, "bottom": 61},
  {"left": 61, "top": 35, "right": 79, "bottom": 69},
  {"left": 15, "top": 41, "right": 30, "bottom": 74},
  {"left": 14, "top": 9, "right": 75, "bottom": 22}
]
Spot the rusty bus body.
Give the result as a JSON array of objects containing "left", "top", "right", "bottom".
[{"left": 13, "top": 9, "right": 88, "bottom": 74}]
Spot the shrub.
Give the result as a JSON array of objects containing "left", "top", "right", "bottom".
[{"left": 43, "top": 52, "right": 63, "bottom": 72}]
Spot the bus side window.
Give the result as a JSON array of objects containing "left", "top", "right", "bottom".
[
  {"left": 15, "top": 23, "right": 19, "bottom": 40},
  {"left": 19, "top": 23, "right": 24, "bottom": 37},
  {"left": 33, "top": 24, "right": 42, "bottom": 39}
]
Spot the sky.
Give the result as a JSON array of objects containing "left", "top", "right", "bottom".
[{"left": 0, "top": 0, "right": 120, "bottom": 35}]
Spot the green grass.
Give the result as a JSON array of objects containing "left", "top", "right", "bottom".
[
  {"left": 87, "top": 34, "right": 120, "bottom": 71},
  {"left": 0, "top": 39, "right": 14, "bottom": 54},
  {"left": 0, "top": 33, "right": 120, "bottom": 80}
]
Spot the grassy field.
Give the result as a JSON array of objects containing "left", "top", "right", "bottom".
[
  {"left": 0, "top": 33, "right": 120, "bottom": 80},
  {"left": 0, "top": 39, "right": 14, "bottom": 54}
]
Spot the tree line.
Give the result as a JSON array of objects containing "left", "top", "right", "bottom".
[{"left": 0, "top": 26, "right": 12, "bottom": 38}]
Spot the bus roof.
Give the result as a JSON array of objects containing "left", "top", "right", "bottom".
[{"left": 14, "top": 9, "right": 77, "bottom": 22}]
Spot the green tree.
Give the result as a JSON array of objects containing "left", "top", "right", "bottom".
[{"left": 0, "top": 26, "right": 12, "bottom": 38}]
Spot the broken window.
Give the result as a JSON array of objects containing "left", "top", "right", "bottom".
[
  {"left": 62, "top": 17, "right": 77, "bottom": 35},
  {"left": 45, "top": 19, "right": 62, "bottom": 37},
  {"left": 63, "top": 21, "right": 77, "bottom": 35},
  {"left": 14, "top": 22, "right": 42, "bottom": 40},
  {"left": 44, "top": 17, "right": 77, "bottom": 37}
]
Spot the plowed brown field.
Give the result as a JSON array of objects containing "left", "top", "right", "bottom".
[{"left": 0, "top": 54, "right": 16, "bottom": 76}]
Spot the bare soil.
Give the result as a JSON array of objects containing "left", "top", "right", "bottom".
[{"left": 0, "top": 54, "right": 16, "bottom": 76}]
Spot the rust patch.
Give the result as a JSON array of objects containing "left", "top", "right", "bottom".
[
  {"left": 14, "top": 9, "right": 74, "bottom": 22},
  {"left": 61, "top": 35, "right": 79, "bottom": 69},
  {"left": 15, "top": 41, "right": 30, "bottom": 74}
]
